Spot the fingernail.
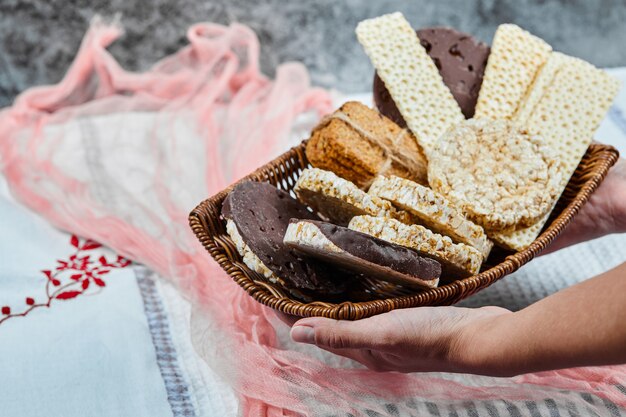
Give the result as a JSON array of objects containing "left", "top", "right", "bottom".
[{"left": 291, "top": 325, "right": 315, "bottom": 344}]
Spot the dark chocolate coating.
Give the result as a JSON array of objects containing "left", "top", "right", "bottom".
[
  {"left": 222, "top": 193, "right": 232, "bottom": 218},
  {"left": 373, "top": 27, "right": 490, "bottom": 123},
  {"left": 222, "top": 181, "right": 346, "bottom": 294},
  {"left": 308, "top": 220, "right": 441, "bottom": 281}
]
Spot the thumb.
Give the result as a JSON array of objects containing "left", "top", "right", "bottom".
[{"left": 291, "top": 317, "right": 380, "bottom": 350}]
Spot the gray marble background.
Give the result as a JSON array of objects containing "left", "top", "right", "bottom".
[{"left": 1, "top": 0, "right": 626, "bottom": 107}]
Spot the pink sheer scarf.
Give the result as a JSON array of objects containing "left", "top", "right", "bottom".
[{"left": 1, "top": 17, "right": 624, "bottom": 416}]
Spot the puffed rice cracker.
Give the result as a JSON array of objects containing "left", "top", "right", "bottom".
[
  {"left": 428, "top": 119, "right": 563, "bottom": 232},
  {"left": 368, "top": 175, "right": 493, "bottom": 259},
  {"left": 294, "top": 168, "right": 412, "bottom": 225},
  {"left": 349, "top": 215, "right": 483, "bottom": 277}
]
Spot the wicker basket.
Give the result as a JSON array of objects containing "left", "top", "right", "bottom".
[{"left": 189, "top": 141, "right": 619, "bottom": 320}]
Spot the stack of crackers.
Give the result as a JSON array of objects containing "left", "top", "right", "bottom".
[{"left": 221, "top": 12, "right": 621, "bottom": 300}]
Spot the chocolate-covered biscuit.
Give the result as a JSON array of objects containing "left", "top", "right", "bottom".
[
  {"left": 373, "top": 27, "right": 490, "bottom": 122},
  {"left": 284, "top": 219, "right": 441, "bottom": 289},
  {"left": 222, "top": 181, "right": 347, "bottom": 298}
]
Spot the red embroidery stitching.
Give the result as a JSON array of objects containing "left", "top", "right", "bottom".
[{"left": 0, "top": 234, "right": 131, "bottom": 326}]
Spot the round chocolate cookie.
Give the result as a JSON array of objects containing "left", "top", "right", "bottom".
[
  {"left": 284, "top": 219, "right": 441, "bottom": 289},
  {"left": 222, "top": 181, "right": 347, "bottom": 297},
  {"left": 373, "top": 27, "right": 490, "bottom": 123}
]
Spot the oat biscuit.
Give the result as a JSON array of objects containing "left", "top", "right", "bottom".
[
  {"left": 368, "top": 175, "right": 493, "bottom": 258},
  {"left": 492, "top": 55, "right": 621, "bottom": 250},
  {"left": 305, "top": 101, "right": 428, "bottom": 188},
  {"left": 356, "top": 12, "right": 464, "bottom": 155},
  {"left": 474, "top": 24, "right": 552, "bottom": 121},
  {"left": 349, "top": 215, "right": 483, "bottom": 278},
  {"left": 284, "top": 219, "right": 441, "bottom": 289},
  {"left": 428, "top": 119, "right": 563, "bottom": 232},
  {"left": 294, "top": 168, "right": 412, "bottom": 226}
]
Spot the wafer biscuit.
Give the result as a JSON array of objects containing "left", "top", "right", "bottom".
[
  {"left": 305, "top": 101, "right": 428, "bottom": 188},
  {"left": 493, "top": 55, "right": 621, "bottom": 250},
  {"left": 349, "top": 215, "right": 483, "bottom": 278},
  {"left": 428, "top": 119, "right": 563, "bottom": 231},
  {"left": 294, "top": 168, "right": 412, "bottom": 226},
  {"left": 474, "top": 24, "right": 552, "bottom": 121},
  {"left": 368, "top": 175, "right": 493, "bottom": 258},
  {"left": 356, "top": 12, "right": 464, "bottom": 155}
]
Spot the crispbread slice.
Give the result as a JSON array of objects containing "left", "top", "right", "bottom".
[
  {"left": 514, "top": 52, "right": 568, "bottom": 125},
  {"left": 294, "top": 168, "right": 412, "bottom": 226},
  {"left": 368, "top": 175, "right": 493, "bottom": 259},
  {"left": 474, "top": 24, "right": 552, "bottom": 121},
  {"left": 492, "top": 55, "right": 621, "bottom": 250},
  {"left": 349, "top": 215, "right": 483, "bottom": 278},
  {"left": 356, "top": 12, "right": 464, "bottom": 155}
]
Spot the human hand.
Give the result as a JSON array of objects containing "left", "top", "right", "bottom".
[
  {"left": 544, "top": 157, "right": 626, "bottom": 254},
  {"left": 290, "top": 262, "right": 626, "bottom": 376},
  {"left": 290, "top": 305, "right": 510, "bottom": 374}
]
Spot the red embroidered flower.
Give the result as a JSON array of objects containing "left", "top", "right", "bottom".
[{"left": 0, "top": 235, "right": 131, "bottom": 326}]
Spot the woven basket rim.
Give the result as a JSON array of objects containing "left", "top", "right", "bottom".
[{"left": 189, "top": 141, "right": 619, "bottom": 320}]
